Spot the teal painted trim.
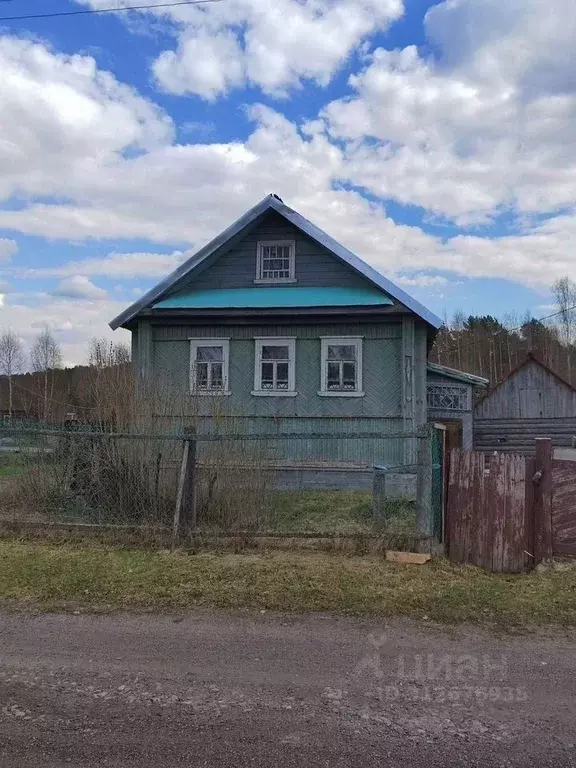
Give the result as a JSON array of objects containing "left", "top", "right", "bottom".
[
  {"left": 427, "top": 362, "right": 488, "bottom": 387},
  {"left": 153, "top": 286, "right": 394, "bottom": 310}
]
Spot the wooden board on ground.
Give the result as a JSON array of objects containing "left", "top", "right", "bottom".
[{"left": 386, "top": 551, "right": 431, "bottom": 565}]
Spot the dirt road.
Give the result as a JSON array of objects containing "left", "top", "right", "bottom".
[{"left": 0, "top": 611, "right": 575, "bottom": 766}]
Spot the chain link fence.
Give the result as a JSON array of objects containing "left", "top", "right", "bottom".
[{"left": 0, "top": 424, "right": 442, "bottom": 547}]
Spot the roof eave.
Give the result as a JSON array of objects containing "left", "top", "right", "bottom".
[{"left": 427, "top": 362, "right": 489, "bottom": 387}]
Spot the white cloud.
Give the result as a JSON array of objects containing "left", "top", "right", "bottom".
[
  {"left": 0, "top": 35, "right": 173, "bottom": 204},
  {"left": 0, "top": 238, "right": 18, "bottom": 262},
  {"left": 25, "top": 251, "right": 187, "bottom": 279},
  {"left": 1, "top": 55, "right": 576, "bottom": 291},
  {"left": 321, "top": 0, "right": 576, "bottom": 222},
  {"left": 439, "top": 212, "right": 576, "bottom": 285},
  {"left": 51, "top": 275, "right": 108, "bottom": 300},
  {"left": 79, "top": 0, "right": 404, "bottom": 98},
  {"left": 1, "top": 12, "right": 576, "bottom": 352},
  {"left": 153, "top": 30, "right": 245, "bottom": 100},
  {"left": 395, "top": 274, "right": 453, "bottom": 288}
]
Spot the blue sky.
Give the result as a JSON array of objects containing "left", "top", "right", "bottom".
[{"left": 0, "top": 0, "right": 575, "bottom": 364}]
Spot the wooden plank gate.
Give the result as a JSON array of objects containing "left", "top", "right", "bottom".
[
  {"left": 446, "top": 450, "right": 531, "bottom": 572},
  {"left": 552, "top": 453, "right": 576, "bottom": 556},
  {"left": 446, "top": 439, "right": 557, "bottom": 572},
  {"left": 445, "top": 437, "right": 576, "bottom": 571}
]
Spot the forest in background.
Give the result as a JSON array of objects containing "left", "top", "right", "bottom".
[{"left": 430, "top": 277, "right": 576, "bottom": 386}]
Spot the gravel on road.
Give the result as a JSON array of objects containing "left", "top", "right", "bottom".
[{"left": 0, "top": 611, "right": 575, "bottom": 767}]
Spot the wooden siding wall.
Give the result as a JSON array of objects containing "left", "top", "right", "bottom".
[
  {"left": 152, "top": 322, "right": 402, "bottom": 420},
  {"left": 475, "top": 359, "right": 576, "bottom": 419},
  {"left": 145, "top": 319, "right": 430, "bottom": 467},
  {"left": 156, "top": 416, "right": 409, "bottom": 467},
  {"left": 187, "top": 211, "right": 371, "bottom": 291}
]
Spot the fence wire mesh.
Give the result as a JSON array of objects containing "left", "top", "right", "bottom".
[{"left": 0, "top": 424, "right": 440, "bottom": 543}]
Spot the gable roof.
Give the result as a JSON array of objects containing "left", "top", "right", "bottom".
[
  {"left": 427, "top": 362, "right": 489, "bottom": 387},
  {"left": 477, "top": 351, "right": 576, "bottom": 404},
  {"left": 110, "top": 194, "right": 443, "bottom": 330}
]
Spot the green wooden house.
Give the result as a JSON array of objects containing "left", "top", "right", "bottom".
[{"left": 110, "top": 195, "right": 479, "bottom": 469}]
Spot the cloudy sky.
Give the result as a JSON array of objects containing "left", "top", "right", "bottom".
[{"left": 0, "top": 0, "right": 575, "bottom": 365}]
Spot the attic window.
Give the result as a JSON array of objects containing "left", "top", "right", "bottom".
[{"left": 255, "top": 241, "right": 296, "bottom": 283}]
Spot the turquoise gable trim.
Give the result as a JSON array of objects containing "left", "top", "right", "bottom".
[{"left": 153, "top": 286, "right": 394, "bottom": 309}]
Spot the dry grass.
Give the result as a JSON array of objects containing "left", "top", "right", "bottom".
[{"left": 1, "top": 540, "right": 575, "bottom": 627}]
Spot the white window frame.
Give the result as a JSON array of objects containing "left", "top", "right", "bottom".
[
  {"left": 254, "top": 240, "right": 296, "bottom": 284},
  {"left": 252, "top": 337, "right": 297, "bottom": 397},
  {"left": 189, "top": 338, "right": 231, "bottom": 396},
  {"left": 318, "top": 337, "right": 364, "bottom": 397},
  {"left": 426, "top": 382, "right": 470, "bottom": 411}
]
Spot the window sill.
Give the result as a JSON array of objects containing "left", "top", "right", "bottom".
[
  {"left": 253, "top": 278, "right": 297, "bottom": 285},
  {"left": 251, "top": 390, "right": 298, "bottom": 397},
  {"left": 317, "top": 390, "right": 365, "bottom": 398},
  {"left": 190, "top": 390, "right": 232, "bottom": 397}
]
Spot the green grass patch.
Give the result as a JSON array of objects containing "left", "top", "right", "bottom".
[
  {"left": 0, "top": 456, "right": 26, "bottom": 478},
  {"left": 263, "top": 490, "right": 374, "bottom": 533},
  {"left": 1, "top": 540, "right": 575, "bottom": 627},
  {"left": 255, "top": 490, "right": 415, "bottom": 535}
]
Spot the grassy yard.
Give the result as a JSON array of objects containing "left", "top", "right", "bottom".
[
  {"left": 263, "top": 490, "right": 373, "bottom": 533},
  {"left": 0, "top": 456, "right": 26, "bottom": 478},
  {"left": 1, "top": 540, "right": 575, "bottom": 627},
  {"left": 262, "top": 491, "right": 415, "bottom": 535}
]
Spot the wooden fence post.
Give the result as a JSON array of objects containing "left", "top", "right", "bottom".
[
  {"left": 171, "top": 428, "right": 197, "bottom": 549},
  {"left": 416, "top": 425, "right": 433, "bottom": 545},
  {"left": 532, "top": 438, "right": 553, "bottom": 566},
  {"left": 181, "top": 427, "right": 198, "bottom": 532},
  {"left": 372, "top": 466, "right": 387, "bottom": 527}
]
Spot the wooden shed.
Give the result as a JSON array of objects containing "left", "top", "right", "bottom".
[{"left": 474, "top": 352, "right": 576, "bottom": 453}]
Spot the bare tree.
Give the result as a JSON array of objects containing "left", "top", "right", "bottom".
[
  {"left": 88, "top": 337, "right": 130, "bottom": 369},
  {"left": 30, "top": 326, "right": 63, "bottom": 421},
  {"left": 0, "top": 328, "right": 25, "bottom": 417},
  {"left": 552, "top": 277, "right": 576, "bottom": 380},
  {"left": 86, "top": 337, "right": 133, "bottom": 428}
]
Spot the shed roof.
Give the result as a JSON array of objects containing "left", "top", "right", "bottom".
[
  {"left": 477, "top": 351, "right": 576, "bottom": 404},
  {"left": 426, "top": 362, "right": 489, "bottom": 387},
  {"left": 110, "top": 194, "right": 442, "bottom": 330}
]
